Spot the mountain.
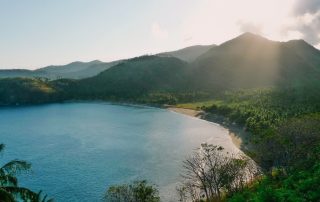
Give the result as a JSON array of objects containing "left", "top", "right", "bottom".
[
  {"left": 1, "top": 32, "right": 320, "bottom": 105},
  {"left": 190, "top": 32, "right": 320, "bottom": 91},
  {"left": 55, "top": 56, "right": 190, "bottom": 103},
  {"left": 54, "top": 33, "right": 320, "bottom": 103},
  {"left": 157, "top": 44, "right": 216, "bottom": 63},
  {"left": 35, "top": 60, "right": 122, "bottom": 79},
  {"left": 0, "top": 60, "right": 121, "bottom": 80}
]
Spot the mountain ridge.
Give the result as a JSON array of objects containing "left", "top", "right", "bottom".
[
  {"left": 157, "top": 44, "right": 216, "bottom": 62},
  {"left": 1, "top": 32, "right": 320, "bottom": 105}
]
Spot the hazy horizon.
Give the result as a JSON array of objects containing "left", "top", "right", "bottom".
[{"left": 1, "top": 0, "right": 320, "bottom": 69}]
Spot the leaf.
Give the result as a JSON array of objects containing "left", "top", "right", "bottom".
[
  {"left": 2, "top": 186, "right": 36, "bottom": 201},
  {"left": 1, "top": 160, "right": 31, "bottom": 175},
  {"left": 0, "top": 174, "right": 18, "bottom": 186}
]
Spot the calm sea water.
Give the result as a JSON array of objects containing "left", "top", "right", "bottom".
[{"left": 0, "top": 103, "right": 240, "bottom": 201}]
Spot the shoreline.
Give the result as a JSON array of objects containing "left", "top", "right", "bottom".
[
  {"left": 166, "top": 106, "right": 248, "bottom": 150},
  {"left": 0, "top": 101, "right": 248, "bottom": 150}
]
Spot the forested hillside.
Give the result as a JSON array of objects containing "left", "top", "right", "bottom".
[{"left": 190, "top": 33, "right": 320, "bottom": 90}]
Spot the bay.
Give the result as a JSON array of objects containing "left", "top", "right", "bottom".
[{"left": 0, "top": 103, "right": 240, "bottom": 201}]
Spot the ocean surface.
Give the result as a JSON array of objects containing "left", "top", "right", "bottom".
[{"left": 0, "top": 103, "right": 240, "bottom": 201}]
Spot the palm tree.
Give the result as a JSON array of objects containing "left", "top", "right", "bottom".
[
  {"left": 0, "top": 143, "right": 53, "bottom": 202},
  {"left": 31, "top": 191, "right": 54, "bottom": 202}
]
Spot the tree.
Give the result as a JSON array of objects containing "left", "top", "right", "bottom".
[
  {"left": 180, "top": 143, "right": 258, "bottom": 201},
  {"left": 0, "top": 144, "right": 53, "bottom": 202},
  {"left": 104, "top": 180, "right": 160, "bottom": 202}
]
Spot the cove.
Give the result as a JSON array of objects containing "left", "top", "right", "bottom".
[{"left": 0, "top": 103, "right": 241, "bottom": 201}]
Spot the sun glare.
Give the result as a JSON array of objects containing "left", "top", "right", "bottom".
[
  {"left": 183, "top": 0, "right": 295, "bottom": 45},
  {"left": 228, "top": 0, "right": 296, "bottom": 40}
]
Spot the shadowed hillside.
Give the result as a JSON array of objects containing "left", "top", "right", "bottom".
[
  {"left": 0, "top": 78, "right": 57, "bottom": 105},
  {"left": 190, "top": 32, "right": 320, "bottom": 91},
  {"left": 63, "top": 33, "right": 320, "bottom": 101},
  {"left": 56, "top": 56, "right": 191, "bottom": 103}
]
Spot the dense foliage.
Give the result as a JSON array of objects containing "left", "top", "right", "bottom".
[
  {"left": 0, "top": 78, "right": 57, "bottom": 105},
  {"left": 228, "top": 153, "right": 320, "bottom": 202},
  {"left": 203, "top": 86, "right": 320, "bottom": 137}
]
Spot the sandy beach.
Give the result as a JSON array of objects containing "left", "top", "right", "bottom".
[
  {"left": 167, "top": 107, "right": 204, "bottom": 117},
  {"left": 167, "top": 107, "right": 245, "bottom": 149}
]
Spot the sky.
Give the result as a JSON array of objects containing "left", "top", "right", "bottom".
[{"left": 0, "top": 0, "right": 320, "bottom": 69}]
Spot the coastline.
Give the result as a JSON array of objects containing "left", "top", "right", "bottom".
[
  {"left": 166, "top": 106, "right": 248, "bottom": 150},
  {"left": 0, "top": 100, "right": 248, "bottom": 150}
]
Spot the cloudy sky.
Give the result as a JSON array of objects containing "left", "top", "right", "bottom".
[{"left": 0, "top": 0, "right": 319, "bottom": 69}]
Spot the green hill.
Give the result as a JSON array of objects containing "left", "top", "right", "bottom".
[
  {"left": 190, "top": 32, "right": 320, "bottom": 91},
  {"left": 56, "top": 56, "right": 190, "bottom": 103},
  {"left": 0, "top": 78, "right": 57, "bottom": 105},
  {"left": 58, "top": 33, "right": 320, "bottom": 102}
]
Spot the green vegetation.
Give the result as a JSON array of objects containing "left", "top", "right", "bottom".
[
  {"left": 227, "top": 115, "right": 320, "bottom": 202},
  {"left": 0, "top": 78, "right": 59, "bottom": 105},
  {"left": 0, "top": 144, "right": 52, "bottom": 202},
  {"left": 104, "top": 180, "right": 160, "bottom": 202},
  {"left": 203, "top": 87, "right": 320, "bottom": 137}
]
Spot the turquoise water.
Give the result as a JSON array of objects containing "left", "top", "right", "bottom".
[{"left": 0, "top": 103, "right": 239, "bottom": 201}]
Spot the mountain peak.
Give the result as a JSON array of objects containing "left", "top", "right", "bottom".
[
  {"left": 218, "top": 32, "right": 272, "bottom": 48},
  {"left": 236, "top": 32, "right": 268, "bottom": 41},
  {"left": 89, "top": 60, "right": 103, "bottom": 64}
]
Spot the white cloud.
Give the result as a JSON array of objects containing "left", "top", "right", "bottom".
[
  {"left": 151, "top": 22, "right": 168, "bottom": 40},
  {"left": 282, "top": 11, "right": 320, "bottom": 45},
  {"left": 237, "top": 21, "right": 263, "bottom": 35}
]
